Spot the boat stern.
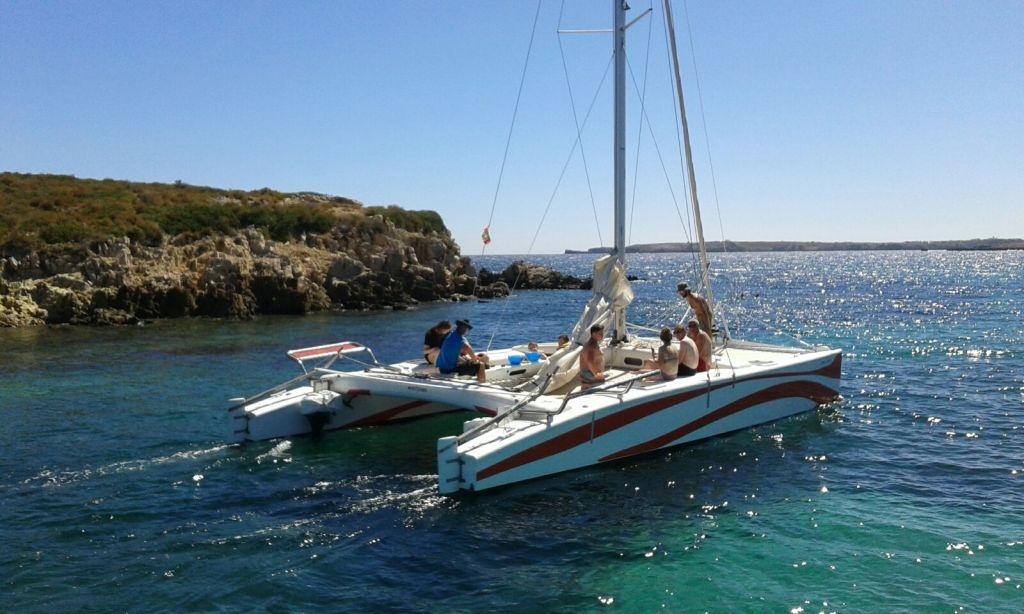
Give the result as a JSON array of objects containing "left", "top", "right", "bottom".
[{"left": 437, "top": 436, "right": 462, "bottom": 494}]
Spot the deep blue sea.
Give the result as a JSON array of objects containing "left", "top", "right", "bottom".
[{"left": 2, "top": 251, "right": 1022, "bottom": 612}]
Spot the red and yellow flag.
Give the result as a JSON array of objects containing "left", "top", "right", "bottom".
[{"left": 481, "top": 227, "right": 491, "bottom": 245}]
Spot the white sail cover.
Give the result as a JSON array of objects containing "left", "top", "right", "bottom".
[{"left": 525, "top": 255, "right": 634, "bottom": 391}]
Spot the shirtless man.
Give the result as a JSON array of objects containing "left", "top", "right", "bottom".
[
  {"left": 579, "top": 324, "right": 606, "bottom": 389},
  {"left": 687, "top": 318, "right": 713, "bottom": 372},
  {"left": 678, "top": 282, "right": 713, "bottom": 335},
  {"left": 673, "top": 324, "right": 699, "bottom": 376},
  {"left": 643, "top": 327, "right": 679, "bottom": 381}
]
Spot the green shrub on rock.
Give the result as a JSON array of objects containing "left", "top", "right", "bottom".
[{"left": 0, "top": 173, "right": 410, "bottom": 252}]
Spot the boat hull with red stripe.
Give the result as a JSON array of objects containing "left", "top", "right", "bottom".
[
  {"left": 438, "top": 347, "right": 841, "bottom": 493},
  {"left": 229, "top": 384, "right": 467, "bottom": 443},
  {"left": 228, "top": 357, "right": 526, "bottom": 443}
]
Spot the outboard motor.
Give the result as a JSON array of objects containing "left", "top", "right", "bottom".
[{"left": 300, "top": 390, "right": 340, "bottom": 436}]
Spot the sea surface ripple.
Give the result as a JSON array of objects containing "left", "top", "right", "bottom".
[{"left": 2, "top": 251, "right": 1022, "bottom": 611}]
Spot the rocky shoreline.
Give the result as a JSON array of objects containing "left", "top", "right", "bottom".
[
  {"left": 0, "top": 228, "right": 591, "bottom": 328},
  {"left": 0, "top": 173, "right": 605, "bottom": 328}
]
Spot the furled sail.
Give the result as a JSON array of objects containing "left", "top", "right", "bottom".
[
  {"left": 522, "top": 254, "right": 634, "bottom": 392},
  {"left": 570, "top": 253, "right": 634, "bottom": 344}
]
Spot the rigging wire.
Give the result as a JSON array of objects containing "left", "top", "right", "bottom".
[
  {"left": 626, "top": 4, "right": 654, "bottom": 249},
  {"left": 653, "top": 0, "right": 734, "bottom": 370},
  {"left": 642, "top": 298, "right": 692, "bottom": 331},
  {"left": 480, "top": 0, "right": 545, "bottom": 256},
  {"left": 624, "top": 52, "right": 714, "bottom": 335},
  {"left": 658, "top": 0, "right": 703, "bottom": 291},
  {"left": 557, "top": 0, "right": 604, "bottom": 248},
  {"left": 524, "top": 54, "right": 615, "bottom": 256},
  {"left": 714, "top": 301, "right": 817, "bottom": 350},
  {"left": 484, "top": 55, "right": 616, "bottom": 351},
  {"left": 677, "top": 0, "right": 734, "bottom": 361},
  {"left": 624, "top": 55, "right": 696, "bottom": 257},
  {"left": 681, "top": 0, "right": 728, "bottom": 254}
]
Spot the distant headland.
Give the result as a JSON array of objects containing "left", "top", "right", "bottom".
[{"left": 565, "top": 239, "right": 1024, "bottom": 254}]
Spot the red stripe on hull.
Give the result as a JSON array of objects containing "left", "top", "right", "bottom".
[
  {"left": 475, "top": 421, "right": 595, "bottom": 481},
  {"left": 599, "top": 380, "right": 838, "bottom": 462},
  {"left": 290, "top": 343, "right": 360, "bottom": 360},
  {"left": 347, "top": 400, "right": 429, "bottom": 427},
  {"left": 475, "top": 354, "right": 841, "bottom": 482}
]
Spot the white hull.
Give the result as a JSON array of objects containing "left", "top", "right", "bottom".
[
  {"left": 228, "top": 348, "right": 542, "bottom": 443},
  {"left": 440, "top": 346, "right": 840, "bottom": 493},
  {"left": 228, "top": 384, "right": 467, "bottom": 443},
  {"left": 227, "top": 0, "right": 844, "bottom": 495},
  {"left": 229, "top": 340, "right": 841, "bottom": 494}
]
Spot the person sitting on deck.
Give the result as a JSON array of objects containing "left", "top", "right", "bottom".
[
  {"left": 556, "top": 334, "right": 571, "bottom": 350},
  {"left": 436, "top": 319, "right": 487, "bottom": 382},
  {"left": 422, "top": 320, "right": 452, "bottom": 365},
  {"left": 579, "top": 324, "right": 607, "bottom": 389},
  {"left": 686, "top": 318, "right": 713, "bottom": 372},
  {"left": 643, "top": 327, "right": 679, "bottom": 381},
  {"left": 674, "top": 324, "right": 699, "bottom": 377},
  {"left": 527, "top": 341, "right": 549, "bottom": 358},
  {"left": 678, "top": 282, "right": 713, "bottom": 335}
]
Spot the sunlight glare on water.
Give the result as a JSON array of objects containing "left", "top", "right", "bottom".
[{"left": 2, "top": 251, "right": 1022, "bottom": 611}]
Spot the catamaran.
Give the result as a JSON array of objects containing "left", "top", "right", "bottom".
[{"left": 227, "top": 0, "right": 842, "bottom": 494}]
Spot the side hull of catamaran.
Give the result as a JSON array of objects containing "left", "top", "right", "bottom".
[
  {"left": 229, "top": 379, "right": 480, "bottom": 444},
  {"left": 439, "top": 350, "right": 841, "bottom": 493},
  {"left": 228, "top": 350, "right": 550, "bottom": 444}
]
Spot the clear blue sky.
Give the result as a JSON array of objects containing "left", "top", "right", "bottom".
[{"left": 2, "top": 1, "right": 1022, "bottom": 254}]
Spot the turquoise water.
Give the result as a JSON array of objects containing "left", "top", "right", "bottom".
[{"left": 2, "top": 251, "right": 1022, "bottom": 611}]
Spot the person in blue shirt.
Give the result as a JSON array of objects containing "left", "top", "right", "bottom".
[{"left": 435, "top": 319, "right": 488, "bottom": 382}]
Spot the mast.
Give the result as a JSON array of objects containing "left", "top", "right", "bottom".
[
  {"left": 609, "top": 0, "right": 628, "bottom": 341},
  {"left": 613, "top": 0, "right": 626, "bottom": 266},
  {"left": 663, "top": 0, "right": 713, "bottom": 308}
]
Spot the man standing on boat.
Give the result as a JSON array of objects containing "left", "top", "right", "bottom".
[
  {"left": 579, "top": 324, "right": 607, "bottom": 389},
  {"left": 678, "top": 282, "right": 713, "bottom": 335},
  {"left": 436, "top": 319, "right": 487, "bottom": 382}
]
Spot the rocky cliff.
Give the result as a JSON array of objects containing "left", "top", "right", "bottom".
[
  {"left": 0, "top": 174, "right": 512, "bottom": 327},
  {"left": 1, "top": 174, "right": 614, "bottom": 327},
  {"left": 0, "top": 222, "right": 490, "bottom": 327}
]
